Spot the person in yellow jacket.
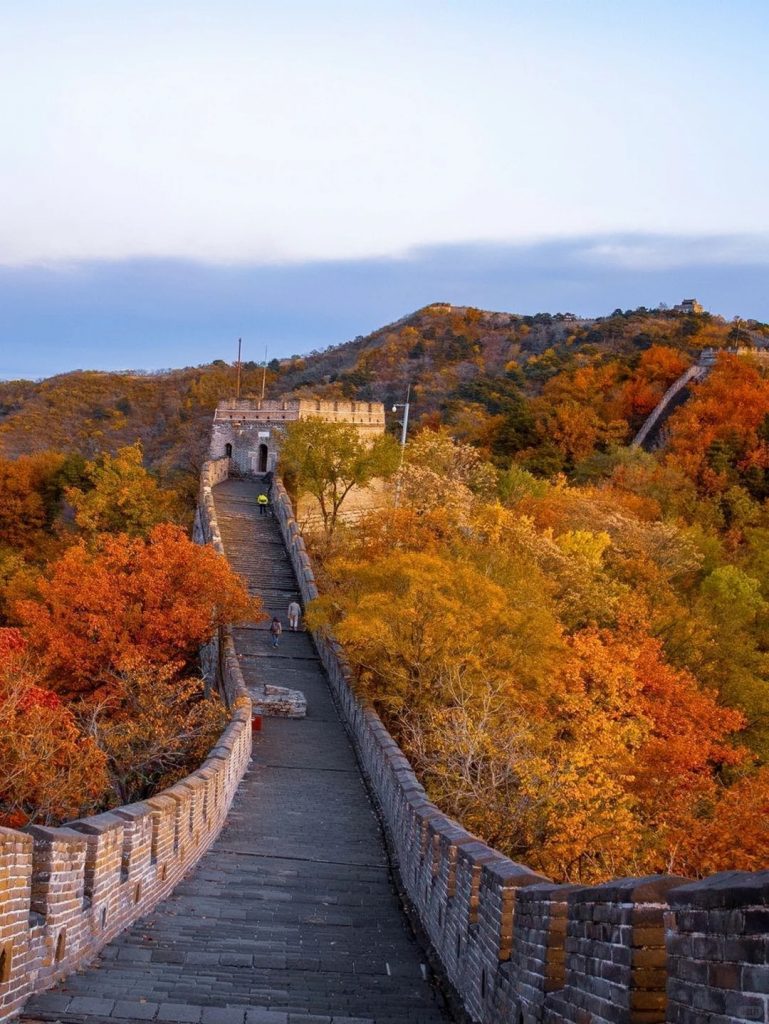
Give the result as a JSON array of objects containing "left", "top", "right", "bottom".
[{"left": 257, "top": 492, "right": 270, "bottom": 516}]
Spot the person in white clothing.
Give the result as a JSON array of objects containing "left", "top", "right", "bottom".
[{"left": 287, "top": 600, "right": 302, "bottom": 631}]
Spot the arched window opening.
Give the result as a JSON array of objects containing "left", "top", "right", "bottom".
[{"left": 225, "top": 443, "right": 233, "bottom": 458}]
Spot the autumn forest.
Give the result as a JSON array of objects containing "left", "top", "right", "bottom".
[{"left": 2, "top": 302, "right": 769, "bottom": 884}]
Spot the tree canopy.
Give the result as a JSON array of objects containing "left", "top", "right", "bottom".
[
  {"left": 307, "top": 430, "right": 769, "bottom": 882},
  {"left": 279, "top": 417, "right": 400, "bottom": 533}
]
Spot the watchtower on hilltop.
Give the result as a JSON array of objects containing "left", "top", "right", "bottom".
[
  {"left": 210, "top": 397, "right": 386, "bottom": 475},
  {"left": 674, "top": 297, "right": 704, "bottom": 314}
]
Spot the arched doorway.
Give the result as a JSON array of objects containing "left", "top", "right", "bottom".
[
  {"left": 225, "top": 443, "right": 233, "bottom": 458},
  {"left": 258, "top": 443, "right": 268, "bottom": 473}
]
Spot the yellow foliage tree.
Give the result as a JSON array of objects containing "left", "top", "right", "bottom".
[{"left": 66, "top": 442, "right": 182, "bottom": 538}]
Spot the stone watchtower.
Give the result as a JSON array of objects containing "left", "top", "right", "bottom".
[{"left": 210, "top": 397, "right": 386, "bottom": 476}]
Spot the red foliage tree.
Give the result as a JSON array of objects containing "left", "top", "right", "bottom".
[
  {"left": 0, "top": 628, "right": 108, "bottom": 826},
  {"left": 15, "top": 524, "right": 260, "bottom": 698}
]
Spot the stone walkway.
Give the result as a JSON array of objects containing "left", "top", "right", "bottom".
[{"left": 23, "top": 479, "right": 450, "bottom": 1024}]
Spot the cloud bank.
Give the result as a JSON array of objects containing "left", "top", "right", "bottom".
[{"left": 1, "top": 234, "right": 768, "bottom": 380}]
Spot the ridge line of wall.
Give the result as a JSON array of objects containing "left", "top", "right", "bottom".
[
  {"left": 632, "top": 365, "right": 706, "bottom": 448},
  {"left": 271, "top": 477, "right": 769, "bottom": 1024},
  {"left": 0, "top": 458, "right": 251, "bottom": 1021}
]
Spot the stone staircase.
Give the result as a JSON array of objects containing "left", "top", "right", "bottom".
[{"left": 215, "top": 481, "right": 306, "bottom": 718}]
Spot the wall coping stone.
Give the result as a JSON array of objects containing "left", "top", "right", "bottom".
[
  {"left": 668, "top": 871, "right": 769, "bottom": 908},
  {"left": 569, "top": 874, "right": 691, "bottom": 905}
]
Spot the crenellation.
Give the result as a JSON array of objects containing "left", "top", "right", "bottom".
[
  {"left": 112, "top": 804, "right": 153, "bottom": 883},
  {"left": 68, "top": 815, "right": 125, "bottom": 911}
]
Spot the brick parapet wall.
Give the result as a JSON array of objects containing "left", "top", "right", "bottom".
[
  {"left": 666, "top": 873, "right": 769, "bottom": 1024},
  {"left": 214, "top": 397, "right": 386, "bottom": 428},
  {"left": 0, "top": 458, "right": 251, "bottom": 1021},
  {"left": 193, "top": 458, "right": 247, "bottom": 709},
  {"left": 270, "top": 477, "right": 769, "bottom": 1024}
]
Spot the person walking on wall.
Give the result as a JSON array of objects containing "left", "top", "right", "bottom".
[
  {"left": 269, "top": 617, "right": 282, "bottom": 648},
  {"left": 257, "top": 492, "right": 269, "bottom": 516},
  {"left": 287, "top": 600, "right": 302, "bottom": 632}
]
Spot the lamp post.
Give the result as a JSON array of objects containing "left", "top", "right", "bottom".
[
  {"left": 392, "top": 385, "right": 411, "bottom": 507},
  {"left": 392, "top": 383, "right": 411, "bottom": 451}
]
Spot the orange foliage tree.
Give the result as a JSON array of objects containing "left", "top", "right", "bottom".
[
  {"left": 667, "top": 354, "right": 769, "bottom": 494},
  {"left": 0, "top": 628, "right": 108, "bottom": 826},
  {"left": 16, "top": 524, "right": 260, "bottom": 698},
  {"left": 84, "top": 661, "right": 228, "bottom": 805},
  {"left": 621, "top": 345, "right": 691, "bottom": 421},
  {"left": 534, "top": 628, "right": 748, "bottom": 881},
  {"left": 308, "top": 492, "right": 761, "bottom": 883},
  {"left": 0, "top": 451, "right": 69, "bottom": 553}
]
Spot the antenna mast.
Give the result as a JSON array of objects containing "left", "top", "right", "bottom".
[{"left": 235, "top": 338, "right": 242, "bottom": 400}]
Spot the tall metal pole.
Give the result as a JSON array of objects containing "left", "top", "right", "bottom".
[
  {"left": 235, "top": 338, "right": 242, "bottom": 400},
  {"left": 261, "top": 344, "right": 268, "bottom": 400},
  {"left": 393, "top": 384, "right": 411, "bottom": 509},
  {"left": 400, "top": 383, "right": 411, "bottom": 448}
]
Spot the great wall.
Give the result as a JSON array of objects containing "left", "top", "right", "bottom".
[
  {"left": 1, "top": 405, "right": 769, "bottom": 1024},
  {"left": 633, "top": 347, "right": 769, "bottom": 451}
]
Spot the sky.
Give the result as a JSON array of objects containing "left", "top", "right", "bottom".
[{"left": 1, "top": 0, "right": 768, "bottom": 378}]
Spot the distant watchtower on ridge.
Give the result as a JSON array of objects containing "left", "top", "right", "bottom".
[
  {"left": 674, "top": 298, "right": 704, "bottom": 314},
  {"left": 209, "top": 397, "right": 386, "bottom": 476}
]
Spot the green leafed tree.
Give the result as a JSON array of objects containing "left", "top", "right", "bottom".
[{"left": 279, "top": 418, "right": 400, "bottom": 534}]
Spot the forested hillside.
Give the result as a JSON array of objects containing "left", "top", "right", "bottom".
[
  {"left": 276, "top": 303, "right": 769, "bottom": 467},
  {"left": 4, "top": 302, "right": 767, "bottom": 485},
  {"left": 0, "top": 363, "right": 268, "bottom": 491},
  {"left": 3, "top": 301, "right": 769, "bottom": 874}
]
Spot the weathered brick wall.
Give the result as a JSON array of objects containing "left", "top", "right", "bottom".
[
  {"left": 193, "top": 458, "right": 246, "bottom": 708},
  {"left": 667, "top": 873, "right": 769, "bottom": 1024},
  {"left": 545, "top": 875, "right": 686, "bottom": 1024},
  {"left": 271, "top": 476, "right": 769, "bottom": 1024},
  {"left": 0, "top": 458, "right": 251, "bottom": 1022}
]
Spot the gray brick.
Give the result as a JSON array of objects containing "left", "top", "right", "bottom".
[
  {"left": 157, "top": 1004, "right": 203, "bottom": 1023},
  {"left": 25, "top": 993, "right": 72, "bottom": 1012},
  {"left": 112, "top": 1002, "right": 160, "bottom": 1020},
  {"left": 68, "top": 997, "right": 117, "bottom": 1015},
  {"left": 200, "top": 1010, "right": 246, "bottom": 1024},
  {"left": 246, "top": 1012, "right": 289, "bottom": 1024},
  {"left": 185, "top": 952, "right": 221, "bottom": 966},
  {"left": 219, "top": 954, "right": 253, "bottom": 968}
]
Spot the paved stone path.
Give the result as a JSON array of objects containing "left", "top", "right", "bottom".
[{"left": 23, "top": 479, "right": 450, "bottom": 1024}]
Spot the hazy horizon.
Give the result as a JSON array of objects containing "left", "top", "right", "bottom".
[{"left": 2, "top": 232, "right": 768, "bottom": 380}]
